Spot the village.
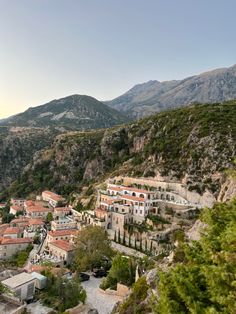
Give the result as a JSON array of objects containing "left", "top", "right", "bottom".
[{"left": 0, "top": 177, "right": 202, "bottom": 313}]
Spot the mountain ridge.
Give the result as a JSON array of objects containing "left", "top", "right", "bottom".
[
  {"left": 106, "top": 64, "right": 236, "bottom": 118},
  {"left": 1, "top": 94, "right": 130, "bottom": 130}
]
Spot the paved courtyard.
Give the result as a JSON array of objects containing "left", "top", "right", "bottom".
[{"left": 82, "top": 276, "right": 122, "bottom": 314}]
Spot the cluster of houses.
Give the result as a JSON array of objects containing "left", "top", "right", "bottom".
[
  {"left": 0, "top": 190, "right": 80, "bottom": 265},
  {"left": 77, "top": 182, "right": 192, "bottom": 234}
]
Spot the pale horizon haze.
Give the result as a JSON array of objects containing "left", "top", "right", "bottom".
[{"left": 1, "top": 0, "right": 236, "bottom": 118}]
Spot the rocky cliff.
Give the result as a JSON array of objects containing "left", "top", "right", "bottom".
[{"left": 3, "top": 101, "right": 236, "bottom": 200}]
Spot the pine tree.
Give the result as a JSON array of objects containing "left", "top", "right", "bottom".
[{"left": 118, "top": 229, "right": 121, "bottom": 244}]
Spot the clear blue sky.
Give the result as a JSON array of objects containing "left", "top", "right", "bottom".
[{"left": 0, "top": 0, "right": 235, "bottom": 118}]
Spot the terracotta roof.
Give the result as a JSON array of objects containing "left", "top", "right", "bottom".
[
  {"left": 0, "top": 237, "right": 32, "bottom": 245},
  {"left": 3, "top": 227, "right": 20, "bottom": 235},
  {"left": 121, "top": 195, "right": 145, "bottom": 202},
  {"left": 48, "top": 229, "right": 78, "bottom": 237},
  {"left": 122, "top": 186, "right": 154, "bottom": 194},
  {"left": 0, "top": 224, "right": 10, "bottom": 230},
  {"left": 100, "top": 199, "right": 115, "bottom": 205},
  {"left": 28, "top": 219, "right": 44, "bottom": 226},
  {"left": 108, "top": 185, "right": 154, "bottom": 194},
  {"left": 107, "top": 186, "right": 123, "bottom": 192},
  {"left": 10, "top": 205, "right": 22, "bottom": 211},
  {"left": 27, "top": 205, "right": 53, "bottom": 213},
  {"left": 28, "top": 265, "right": 70, "bottom": 275},
  {"left": 24, "top": 200, "right": 35, "bottom": 207},
  {"left": 50, "top": 239, "right": 74, "bottom": 252},
  {"left": 54, "top": 207, "right": 71, "bottom": 212},
  {"left": 42, "top": 191, "right": 64, "bottom": 202},
  {"left": 11, "top": 218, "right": 29, "bottom": 224}
]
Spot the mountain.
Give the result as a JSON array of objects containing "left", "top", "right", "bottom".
[
  {"left": 1, "top": 95, "right": 129, "bottom": 130},
  {"left": 106, "top": 64, "right": 236, "bottom": 118},
  {"left": 0, "top": 126, "right": 61, "bottom": 192},
  {"left": 3, "top": 101, "right": 236, "bottom": 202}
]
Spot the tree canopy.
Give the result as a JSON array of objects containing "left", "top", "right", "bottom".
[
  {"left": 74, "top": 225, "right": 113, "bottom": 271},
  {"left": 153, "top": 199, "right": 236, "bottom": 314}
]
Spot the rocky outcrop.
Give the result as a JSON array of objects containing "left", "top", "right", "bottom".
[{"left": 217, "top": 176, "right": 236, "bottom": 202}]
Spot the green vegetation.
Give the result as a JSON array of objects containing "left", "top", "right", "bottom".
[
  {"left": 46, "top": 212, "right": 53, "bottom": 223},
  {"left": 10, "top": 244, "right": 33, "bottom": 267},
  {"left": 117, "top": 276, "right": 151, "bottom": 314},
  {"left": 3, "top": 101, "right": 236, "bottom": 198},
  {"left": 74, "top": 225, "right": 113, "bottom": 271},
  {"left": 152, "top": 198, "right": 236, "bottom": 313},
  {"left": 100, "top": 254, "right": 136, "bottom": 290},
  {"left": 38, "top": 269, "right": 86, "bottom": 312}
]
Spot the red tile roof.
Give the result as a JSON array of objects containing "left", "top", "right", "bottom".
[
  {"left": 48, "top": 229, "right": 78, "bottom": 237},
  {"left": 11, "top": 218, "right": 29, "bottom": 224},
  {"left": 24, "top": 200, "right": 35, "bottom": 207},
  {"left": 0, "top": 237, "right": 32, "bottom": 245},
  {"left": 42, "top": 191, "right": 64, "bottom": 202},
  {"left": 10, "top": 205, "right": 22, "bottom": 212},
  {"left": 50, "top": 239, "right": 74, "bottom": 252},
  {"left": 27, "top": 205, "right": 53, "bottom": 213},
  {"left": 121, "top": 195, "right": 145, "bottom": 202},
  {"left": 54, "top": 207, "right": 71, "bottom": 212},
  {"left": 3, "top": 227, "right": 20, "bottom": 235},
  {"left": 28, "top": 219, "right": 44, "bottom": 226},
  {"left": 122, "top": 186, "right": 154, "bottom": 194}
]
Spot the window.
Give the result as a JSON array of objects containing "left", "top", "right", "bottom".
[{"left": 140, "top": 210, "right": 142, "bottom": 215}]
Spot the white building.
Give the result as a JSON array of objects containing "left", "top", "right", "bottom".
[{"left": 2, "top": 272, "right": 36, "bottom": 301}]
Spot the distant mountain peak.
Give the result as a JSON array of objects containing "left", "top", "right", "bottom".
[
  {"left": 106, "top": 64, "right": 236, "bottom": 118},
  {"left": 0, "top": 94, "right": 130, "bottom": 130}
]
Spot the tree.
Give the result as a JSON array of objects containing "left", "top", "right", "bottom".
[
  {"left": 46, "top": 212, "right": 53, "bottom": 223},
  {"left": 152, "top": 198, "right": 236, "bottom": 313},
  {"left": 75, "top": 225, "right": 113, "bottom": 271},
  {"left": 118, "top": 229, "right": 121, "bottom": 244},
  {"left": 100, "top": 254, "right": 136, "bottom": 290}
]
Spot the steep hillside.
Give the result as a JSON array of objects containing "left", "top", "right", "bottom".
[
  {"left": 1, "top": 94, "right": 129, "bottom": 129},
  {"left": 4, "top": 101, "right": 236, "bottom": 199},
  {"left": 106, "top": 64, "right": 236, "bottom": 118},
  {"left": 0, "top": 126, "right": 61, "bottom": 192}
]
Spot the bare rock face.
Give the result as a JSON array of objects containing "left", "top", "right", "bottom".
[
  {"left": 218, "top": 176, "right": 236, "bottom": 202},
  {"left": 186, "top": 219, "right": 207, "bottom": 241},
  {"left": 146, "top": 269, "right": 159, "bottom": 289}
]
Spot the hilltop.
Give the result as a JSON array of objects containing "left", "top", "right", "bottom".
[{"left": 0, "top": 94, "right": 129, "bottom": 130}]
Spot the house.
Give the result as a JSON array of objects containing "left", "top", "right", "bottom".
[
  {"left": 51, "top": 216, "right": 77, "bottom": 231},
  {"left": 2, "top": 272, "right": 36, "bottom": 301},
  {"left": 10, "top": 198, "right": 25, "bottom": 208},
  {"left": 3, "top": 227, "right": 21, "bottom": 239},
  {"left": 10, "top": 218, "right": 30, "bottom": 229},
  {"left": 23, "top": 219, "right": 44, "bottom": 239},
  {"left": 42, "top": 190, "right": 65, "bottom": 208},
  {"left": 25, "top": 205, "right": 53, "bottom": 219},
  {"left": 48, "top": 240, "right": 75, "bottom": 264},
  {"left": 9, "top": 205, "right": 23, "bottom": 215},
  {"left": 0, "top": 202, "right": 6, "bottom": 209},
  {"left": 24, "top": 200, "right": 35, "bottom": 210},
  {"left": 53, "top": 207, "right": 71, "bottom": 218},
  {"left": 0, "top": 237, "right": 32, "bottom": 259},
  {"left": 46, "top": 229, "right": 78, "bottom": 245}
]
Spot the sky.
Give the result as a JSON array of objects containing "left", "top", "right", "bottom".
[{"left": 0, "top": 0, "right": 236, "bottom": 118}]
